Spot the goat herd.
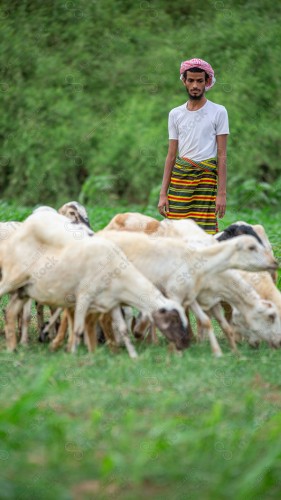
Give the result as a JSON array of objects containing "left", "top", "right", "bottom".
[{"left": 0, "top": 201, "right": 280, "bottom": 359}]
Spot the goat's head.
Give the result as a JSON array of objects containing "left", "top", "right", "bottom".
[
  {"left": 152, "top": 306, "right": 190, "bottom": 350},
  {"left": 58, "top": 201, "right": 93, "bottom": 230},
  {"left": 231, "top": 235, "right": 279, "bottom": 272},
  {"left": 216, "top": 223, "right": 264, "bottom": 246},
  {"left": 231, "top": 300, "right": 281, "bottom": 348}
]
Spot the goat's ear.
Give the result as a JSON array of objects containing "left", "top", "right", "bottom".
[
  {"left": 253, "top": 224, "right": 264, "bottom": 234},
  {"left": 262, "top": 300, "right": 274, "bottom": 309},
  {"left": 153, "top": 308, "right": 170, "bottom": 329},
  {"left": 153, "top": 308, "right": 184, "bottom": 331}
]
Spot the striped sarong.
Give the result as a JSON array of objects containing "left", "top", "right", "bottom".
[{"left": 167, "top": 156, "right": 218, "bottom": 234}]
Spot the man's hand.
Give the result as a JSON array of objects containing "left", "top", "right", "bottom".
[
  {"left": 216, "top": 193, "right": 226, "bottom": 219},
  {"left": 158, "top": 194, "right": 169, "bottom": 217}
]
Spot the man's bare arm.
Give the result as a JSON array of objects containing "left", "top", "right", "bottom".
[
  {"left": 158, "top": 139, "right": 178, "bottom": 215},
  {"left": 216, "top": 134, "right": 228, "bottom": 219}
]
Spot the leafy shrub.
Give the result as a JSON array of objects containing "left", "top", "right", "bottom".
[{"left": 0, "top": 1, "right": 280, "bottom": 207}]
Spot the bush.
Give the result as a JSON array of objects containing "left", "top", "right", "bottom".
[{"left": 0, "top": 0, "right": 280, "bottom": 208}]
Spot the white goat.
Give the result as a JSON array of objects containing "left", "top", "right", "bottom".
[
  {"left": 227, "top": 270, "right": 281, "bottom": 347},
  {"left": 104, "top": 212, "right": 215, "bottom": 246},
  {"left": 102, "top": 214, "right": 281, "bottom": 351},
  {"left": 216, "top": 220, "right": 277, "bottom": 282},
  {"left": 39, "top": 201, "right": 94, "bottom": 342},
  {"left": 196, "top": 269, "right": 281, "bottom": 348},
  {"left": 97, "top": 229, "right": 278, "bottom": 356},
  {"left": 0, "top": 221, "right": 33, "bottom": 346},
  {"left": 1, "top": 204, "right": 93, "bottom": 346},
  {"left": 0, "top": 212, "right": 189, "bottom": 355}
]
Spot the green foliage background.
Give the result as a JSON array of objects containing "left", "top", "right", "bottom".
[{"left": 0, "top": 0, "right": 281, "bottom": 208}]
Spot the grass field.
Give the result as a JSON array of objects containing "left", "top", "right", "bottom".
[{"left": 0, "top": 202, "right": 281, "bottom": 500}]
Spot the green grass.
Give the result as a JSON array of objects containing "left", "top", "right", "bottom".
[{"left": 0, "top": 202, "right": 281, "bottom": 500}]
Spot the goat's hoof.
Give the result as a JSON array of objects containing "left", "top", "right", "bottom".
[
  {"left": 175, "top": 350, "right": 183, "bottom": 357},
  {"left": 130, "top": 352, "right": 138, "bottom": 360},
  {"left": 49, "top": 343, "right": 59, "bottom": 352},
  {"left": 214, "top": 351, "right": 223, "bottom": 358},
  {"left": 19, "top": 343, "right": 29, "bottom": 349},
  {"left": 7, "top": 348, "right": 18, "bottom": 354}
]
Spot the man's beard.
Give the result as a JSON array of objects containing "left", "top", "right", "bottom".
[{"left": 187, "top": 89, "right": 204, "bottom": 100}]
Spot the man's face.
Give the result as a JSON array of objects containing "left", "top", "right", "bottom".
[{"left": 183, "top": 71, "right": 208, "bottom": 100}]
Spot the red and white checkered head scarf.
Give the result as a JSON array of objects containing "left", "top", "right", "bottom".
[{"left": 180, "top": 58, "right": 216, "bottom": 91}]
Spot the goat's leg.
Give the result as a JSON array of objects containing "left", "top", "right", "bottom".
[
  {"left": 99, "top": 308, "right": 134, "bottom": 348},
  {"left": 110, "top": 309, "right": 124, "bottom": 346},
  {"left": 5, "top": 293, "right": 26, "bottom": 352},
  {"left": 196, "top": 315, "right": 205, "bottom": 342},
  {"left": 49, "top": 309, "right": 68, "bottom": 351},
  {"left": 192, "top": 306, "right": 206, "bottom": 342},
  {"left": 99, "top": 313, "right": 120, "bottom": 353},
  {"left": 234, "top": 331, "right": 243, "bottom": 343},
  {"left": 147, "top": 324, "right": 158, "bottom": 344},
  {"left": 84, "top": 312, "right": 99, "bottom": 352},
  {"left": 42, "top": 307, "right": 62, "bottom": 341},
  {"left": 70, "top": 301, "right": 87, "bottom": 353},
  {"left": 66, "top": 309, "right": 75, "bottom": 352},
  {"left": 133, "top": 315, "right": 158, "bottom": 345},
  {"left": 111, "top": 307, "right": 138, "bottom": 359},
  {"left": 133, "top": 313, "right": 151, "bottom": 341},
  {"left": 210, "top": 304, "right": 238, "bottom": 353},
  {"left": 189, "top": 300, "right": 223, "bottom": 357},
  {"left": 122, "top": 306, "right": 135, "bottom": 332},
  {"left": 185, "top": 307, "right": 196, "bottom": 343},
  {"left": 184, "top": 306, "right": 200, "bottom": 342},
  {"left": 36, "top": 302, "right": 45, "bottom": 332},
  {"left": 47, "top": 306, "right": 62, "bottom": 339},
  {"left": 20, "top": 298, "right": 32, "bottom": 345}
]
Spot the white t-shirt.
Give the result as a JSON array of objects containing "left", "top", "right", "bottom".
[{"left": 168, "top": 99, "right": 229, "bottom": 162}]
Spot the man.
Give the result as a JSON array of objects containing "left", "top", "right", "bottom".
[{"left": 158, "top": 58, "right": 229, "bottom": 234}]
